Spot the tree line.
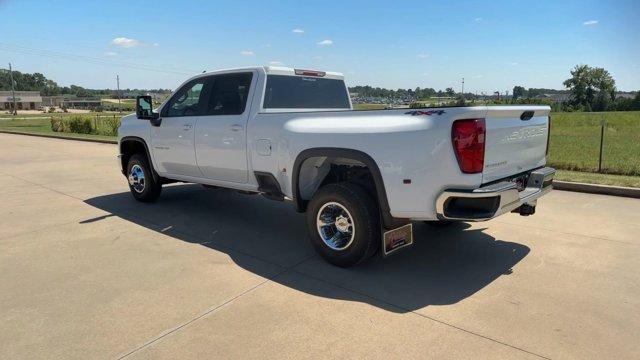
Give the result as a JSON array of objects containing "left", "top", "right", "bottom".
[
  {"left": 0, "top": 70, "right": 170, "bottom": 97},
  {"left": 512, "top": 65, "right": 640, "bottom": 111},
  {"left": 2, "top": 66, "right": 638, "bottom": 112}
]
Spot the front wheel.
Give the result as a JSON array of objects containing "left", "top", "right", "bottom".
[
  {"left": 127, "top": 153, "right": 162, "bottom": 202},
  {"left": 306, "top": 183, "right": 380, "bottom": 267}
]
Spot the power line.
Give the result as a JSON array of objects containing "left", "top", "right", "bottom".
[{"left": 0, "top": 42, "right": 198, "bottom": 76}]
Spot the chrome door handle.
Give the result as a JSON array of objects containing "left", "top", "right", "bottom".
[
  {"left": 230, "top": 124, "right": 244, "bottom": 132},
  {"left": 182, "top": 123, "right": 193, "bottom": 131}
]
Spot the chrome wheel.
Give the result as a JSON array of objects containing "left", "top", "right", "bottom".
[
  {"left": 128, "top": 164, "right": 145, "bottom": 193},
  {"left": 316, "top": 202, "right": 355, "bottom": 251}
]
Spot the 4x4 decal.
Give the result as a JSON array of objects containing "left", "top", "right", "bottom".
[{"left": 404, "top": 110, "right": 446, "bottom": 116}]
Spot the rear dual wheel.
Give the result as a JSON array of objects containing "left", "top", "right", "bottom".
[{"left": 306, "top": 183, "right": 380, "bottom": 267}]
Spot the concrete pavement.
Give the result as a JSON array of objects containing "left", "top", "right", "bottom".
[{"left": 1, "top": 133, "right": 638, "bottom": 359}]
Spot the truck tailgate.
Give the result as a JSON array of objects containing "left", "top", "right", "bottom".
[{"left": 483, "top": 107, "right": 550, "bottom": 183}]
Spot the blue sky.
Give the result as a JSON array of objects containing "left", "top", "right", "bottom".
[{"left": 1, "top": 0, "right": 638, "bottom": 92}]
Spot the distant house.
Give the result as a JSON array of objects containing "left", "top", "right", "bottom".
[
  {"left": 535, "top": 93, "right": 571, "bottom": 102},
  {"left": 0, "top": 91, "right": 42, "bottom": 110},
  {"left": 41, "top": 94, "right": 101, "bottom": 109},
  {"left": 63, "top": 97, "right": 101, "bottom": 109},
  {"left": 41, "top": 96, "right": 64, "bottom": 107},
  {"left": 615, "top": 92, "right": 636, "bottom": 100}
]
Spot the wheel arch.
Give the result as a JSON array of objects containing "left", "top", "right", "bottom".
[
  {"left": 292, "top": 147, "right": 396, "bottom": 228},
  {"left": 119, "top": 136, "right": 159, "bottom": 182}
]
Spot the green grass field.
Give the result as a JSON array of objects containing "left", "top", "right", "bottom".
[
  {"left": 547, "top": 111, "right": 640, "bottom": 176},
  {"left": 2, "top": 110, "right": 640, "bottom": 186},
  {"left": 0, "top": 114, "right": 121, "bottom": 141},
  {"left": 555, "top": 170, "right": 640, "bottom": 188},
  {"left": 0, "top": 112, "right": 125, "bottom": 119}
]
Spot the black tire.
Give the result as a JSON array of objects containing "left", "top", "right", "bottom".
[
  {"left": 126, "top": 153, "right": 162, "bottom": 202},
  {"left": 306, "top": 183, "right": 380, "bottom": 267}
]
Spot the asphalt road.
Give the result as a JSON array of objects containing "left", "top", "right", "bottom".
[{"left": 1, "top": 133, "right": 638, "bottom": 360}]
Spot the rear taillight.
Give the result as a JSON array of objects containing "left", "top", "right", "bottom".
[
  {"left": 546, "top": 116, "right": 551, "bottom": 155},
  {"left": 452, "top": 118, "right": 486, "bottom": 174}
]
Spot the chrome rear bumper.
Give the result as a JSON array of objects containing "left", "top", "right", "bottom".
[{"left": 436, "top": 167, "right": 555, "bottom": 221}]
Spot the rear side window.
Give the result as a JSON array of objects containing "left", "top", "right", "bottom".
[
  {"left": 206, "top": 73, "right": 253, "bottom": 115},
  {"left": 263, "top": 75, "right": 350, "bottom": 109}
]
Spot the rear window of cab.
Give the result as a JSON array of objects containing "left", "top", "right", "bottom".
[{"left": 263, "top": 75, "right": 350, "bottom": 109}]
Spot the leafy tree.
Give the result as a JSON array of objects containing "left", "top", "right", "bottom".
[
  {"left": 563, "top": 64, "right": 616, "bottom": 111},
  {"left": 348, "top": 85, "right": 436, "bottom": 100},
  {"left": 445, "top": 87, "right": 455, "bottom": 97},
  {"left": 1, "top": 69, "right": 173, "bottom": 98},
  {"left": 512, "top": 86, "right": 527, "bottom": 99},
  {"left": 0, "top": 70, "right": 62, "bottom": 95}
]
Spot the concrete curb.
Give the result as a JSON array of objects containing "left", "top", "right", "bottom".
[
  {"left": 0, "top": 130, "right": 117, "bottom": 145},
  {"left": 553, "top": 180, "right": 640, "bottom": 199}
]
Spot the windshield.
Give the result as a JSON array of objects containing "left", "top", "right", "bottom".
[{"left": 263, "top": 75, "right": 350, "bottom": 109}]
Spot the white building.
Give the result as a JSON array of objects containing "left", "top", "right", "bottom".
[{"left": 1, "top": 91, "right": 42, "bottom": 110}]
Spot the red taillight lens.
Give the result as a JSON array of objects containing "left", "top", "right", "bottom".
[
  {"left": 546, "top": 116, "right": 551, "bottom": 155},
  {"left": 452, "top": 118, "right": 486, "bottom": 174},
  {"left": 294, "top": 69, "right": 326, "bottom": 77}
]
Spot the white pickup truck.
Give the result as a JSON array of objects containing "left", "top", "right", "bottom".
[{"left": 118, "top": 66, "right": 555, "bottom": 267}]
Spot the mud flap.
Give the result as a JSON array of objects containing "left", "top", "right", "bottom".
[{"left": 382, "top": 223, "right": 413, "bottom": 256}]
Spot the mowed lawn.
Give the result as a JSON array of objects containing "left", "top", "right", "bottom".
[
  {"left": 547, "top": 111, "right": 640, "bottom": 176},
  {"left": 0, "top": 115, "right": 118, "bottom": 141}
]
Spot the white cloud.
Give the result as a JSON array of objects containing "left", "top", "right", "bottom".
[
  {"left": 111, "top": 37, "right": 141, "bottom": 48},
  {"left": 421, "top": 73, "right": 429, "bottom": 77},
  {"left": 105, "top": 51, "right": 118, "bottom": 57},
  {"left": 240, "top": 50, "right": 254, "bottom": 56},
  {"left": 509, "top": 62, "right": 519, "bottom": 66},
  {"left": 269, "top": 61, "right": 284, "bottom": 65},
  {"left": 474, "top": 17, "right": 483, "bottom": 22},
  {"left": 152, "top": 43, "right": 160, "bottom": 47},
  {"left": 473, "top": 74, "right": 483, "bottom": 78},
  {"left": 417, "top": 53, "right": 429, "bottom": 58},
  {"left": 292, "top": 28, "right": 304, "bottom": 34},
  {"left": 317, "top": 39, "right": 333, "bottom": 46},
  {"left": 582, "top": 20, "right": 598, "bottom": 26},
  {"left": 312, "top": 55, "right": 323, "bottom": 60},
  {"left": 264, "top": 43, "right": 272, "bottom": 48}
]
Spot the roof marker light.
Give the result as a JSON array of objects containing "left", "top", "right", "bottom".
[{"left": 294, "top": 69, "right": 326, "bottom": 77}]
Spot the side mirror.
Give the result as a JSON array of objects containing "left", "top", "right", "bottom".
[{"left": 136, "top": 95, "right": 159, "bottom": 120}]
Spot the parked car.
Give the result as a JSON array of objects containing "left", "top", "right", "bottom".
[{"left": 118, "top": 66, "right": 555, "bottom": 267}]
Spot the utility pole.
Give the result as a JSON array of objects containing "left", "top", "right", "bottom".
[
  {"left": 461, "top": 77, "right": 465, "bottom": 96},
  {"left": 116, "top": 75, "right": 121, "bottom": 113},
  {"left": 9, "top": 63, "right": 17, "bottom": 115}
]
